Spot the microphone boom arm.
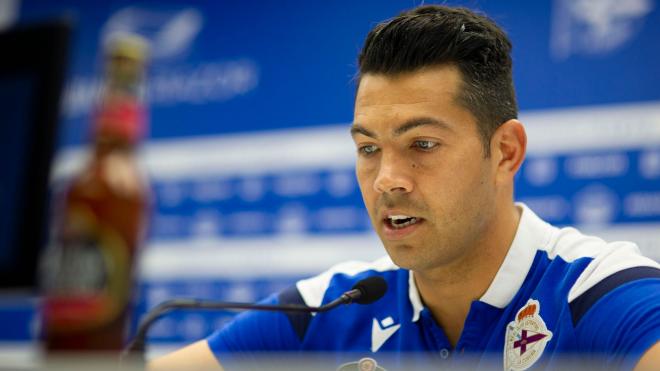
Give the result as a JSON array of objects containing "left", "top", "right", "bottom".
[
  {"left": 121, "top": 275, "right": 387, "bottom": 362},
  {"left": 123, "top": 289, "right": 361, "bottom": 355}
]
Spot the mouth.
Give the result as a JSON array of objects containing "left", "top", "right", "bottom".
[
  {"left": 381, "top": 213, "right": 424, "bottom": 239},
  {"left": 385, "top": 215, "right": 420, "bottom": 229}
]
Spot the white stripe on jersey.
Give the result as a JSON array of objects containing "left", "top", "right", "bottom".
[
  {"left": 296, "top": 256, "right": 398, "bottom": 312},
  {"left": 488, "top": 203, "right": 660, "bottom": 306},
  {"left": 565, "top": 241, "right": 659, "bottom": 302},
  {"left": 533, "top": 210, "right": 659, "bottom": 303}
]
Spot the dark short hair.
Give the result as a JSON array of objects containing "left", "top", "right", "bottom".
[{"left": 358, "top": 5, "right": 518, "bottom": 155}]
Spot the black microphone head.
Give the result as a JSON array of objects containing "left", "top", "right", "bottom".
[{"left": 351, "top": 276, "right": 388, "bottom": 304}]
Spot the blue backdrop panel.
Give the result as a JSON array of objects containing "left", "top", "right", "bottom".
[{"left": 17, "top": 0, "right": 660, "bottom": 145}]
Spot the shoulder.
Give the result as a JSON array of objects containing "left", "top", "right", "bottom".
[
  {"left": 294, "top": 255, "right": 402, "bottom": 308},
  {"left": 275, "top": 256, "right": 406, "bottom": 348},
  {"left": 539, "top": 223, "right": 660, "bottom": 325}
]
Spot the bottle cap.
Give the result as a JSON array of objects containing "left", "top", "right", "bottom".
[{"left": 104, "top": 32, "right": 150, "bottom": 62}]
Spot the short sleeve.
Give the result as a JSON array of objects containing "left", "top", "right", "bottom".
[
  {"left": 205, "top": 289, "right": 304, "bottom": 367},
  {"left": 574, "top": 278, "right": 660, "bottom": 369}
]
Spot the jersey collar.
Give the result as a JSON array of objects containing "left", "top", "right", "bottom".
[{"left": 408, "top": 203, "right": 553, "bottom": 322}]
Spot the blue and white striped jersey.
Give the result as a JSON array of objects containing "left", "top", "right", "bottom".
[{"left": 207, "top": 204, "right": 660, "bottom": 370}]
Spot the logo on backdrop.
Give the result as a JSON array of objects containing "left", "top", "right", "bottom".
[
  {"left": 551, "top": 0, "right": 654, "bottom": 60},
  {"left": 62, "top": 6, "right": 259, "bottom": 118},
  {"left": 504, "top": 299, "right": 553, "bottom": 371},
  {"left": 640, "top": 149, "right": 660, "bottom": 179},
  {"left": 102, "top": 6, "right": 203, "bottom": 60},
  {"left": 525, "top": 157, "right": 558, "bottom": 187},
  {"left": 573, "top": 183, "right": 619, "bottom": 225}
]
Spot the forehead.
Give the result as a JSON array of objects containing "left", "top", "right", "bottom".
[
  {"left": 353, "top": 65, "right": 476, "bottom": 134},
  {"left": 356, "top": 65, "right": 461, "bottom": 105}
]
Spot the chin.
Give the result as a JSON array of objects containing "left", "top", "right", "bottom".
[{"left": 384, "top": 243, "right": 420, "bottom": 270}]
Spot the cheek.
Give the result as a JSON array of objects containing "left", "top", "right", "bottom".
[
  {"left": 355, "top": 165, "right": 375, "bottom": 201},
  {"left": 415, "top": 156, "right": 481, "bottom": 207},
  {"left": 355, "top": 157, "right": 379, "bottom": 183}
]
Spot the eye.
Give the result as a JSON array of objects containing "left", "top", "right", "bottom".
[
  {"left": 358, "top": 144, "right": 379, "bottom": 156},
  {"left": 412, "top": 140, "right": 438, "bottom": 151}
]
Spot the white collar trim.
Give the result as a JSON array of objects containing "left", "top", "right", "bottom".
[
  {"left": 409, "top": 270, "right": 424, "bottom": 322},
  {"left": 480, "top": 203, "right": 553, "bottom": 308},
  {"left": 408, "top": 203, "right": 553, "bottom": 321}
]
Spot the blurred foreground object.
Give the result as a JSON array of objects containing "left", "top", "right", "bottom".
[
  {"left": 0, "top": 20, "right": 70, "bottom": 292},
  {"left": 40, "top": 33, "right": 151, "bottom": 352}
]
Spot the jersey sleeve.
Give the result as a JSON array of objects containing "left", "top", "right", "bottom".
[
  {"left": 573, "top": 276, "right": 660, "bottom": 369},
  {"left": 205, "top": 286, "right": 308, "bottom": 367}
]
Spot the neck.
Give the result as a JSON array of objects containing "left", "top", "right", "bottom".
[{"left": 414, "top": 202, "right": 521, "bottom": 347}]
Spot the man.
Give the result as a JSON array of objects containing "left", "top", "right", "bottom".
[{"left": 150, "top": 5, "right": 660, "bottom": 370}]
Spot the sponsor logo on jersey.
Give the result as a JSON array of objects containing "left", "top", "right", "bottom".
[
  {"left": 504, "top": 299, "right": 553, "bottom": 371},
  {"left": 371, "top": 316, "right": 400, "bottom": 353}
]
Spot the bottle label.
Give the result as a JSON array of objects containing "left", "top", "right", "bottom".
[{"left": 42, "top": 205, "right": 131, "bottom": 333}]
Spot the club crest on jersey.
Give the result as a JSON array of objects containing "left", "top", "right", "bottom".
[{"left": 504, "top": 299, "right": 553, "bottom": 371}]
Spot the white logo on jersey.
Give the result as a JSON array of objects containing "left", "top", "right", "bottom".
[
  {"left": 504, "top": 299, "right": 553, "bottom": 371},
  {"left": 371, "top": 317, "right": 400, "bottom": 353}
]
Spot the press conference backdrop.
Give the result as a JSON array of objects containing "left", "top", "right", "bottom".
[{"left": 3, "top": 0, "right": 660, "bottom": 362}]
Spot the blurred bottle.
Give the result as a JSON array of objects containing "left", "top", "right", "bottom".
[{"left": 40, "top": 34, "right": 151, "bottom": 352}]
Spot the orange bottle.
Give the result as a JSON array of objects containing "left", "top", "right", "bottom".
[{"left": 41, "top": 35, "right": 150, "bottom": 351}]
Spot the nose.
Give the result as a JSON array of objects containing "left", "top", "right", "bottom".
[{"left": 373, "top": 153, "right": 414, "bottom": 194}]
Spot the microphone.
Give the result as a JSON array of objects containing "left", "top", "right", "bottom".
[
  {"left": 122, "top": 276, "right": 387, "bottom": 359},
  {"left": 346, "top": 275, "right": 388, "bottom": 304}
]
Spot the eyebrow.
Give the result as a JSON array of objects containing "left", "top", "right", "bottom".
[{"left": 350, "top": 117, "right": 453, "bottom": 139}]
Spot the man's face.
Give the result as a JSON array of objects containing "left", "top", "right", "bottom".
[{"left": 352, "top": 65, "right": 498, "bottom": 273}]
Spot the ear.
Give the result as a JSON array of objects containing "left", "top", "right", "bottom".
[{"left": 490, "top": 119, "right": 526, "bottom": 184}]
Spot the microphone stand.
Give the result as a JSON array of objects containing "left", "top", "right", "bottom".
[
  {"left": 120, "top": 288, "right": 362, "bottom": 362},
  {"left": 119, "top": 275, "right": 386, "bottom": 368}
]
